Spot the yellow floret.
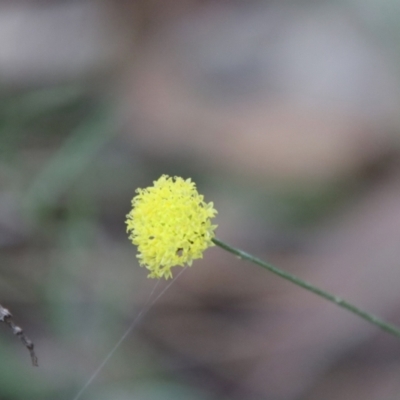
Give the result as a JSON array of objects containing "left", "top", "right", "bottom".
[{"left": 126, "top": 175, "right": 218, "bottom": 279}]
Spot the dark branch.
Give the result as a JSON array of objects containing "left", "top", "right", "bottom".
[{"left": 0, "top": 304, "right": 38, "bottom": 366}]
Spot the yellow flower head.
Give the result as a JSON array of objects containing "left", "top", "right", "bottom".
[{"left": 126, "top": 175, "right": 218, "bottom": 279}]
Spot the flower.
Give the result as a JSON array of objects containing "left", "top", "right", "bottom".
[{"left": 126, "top": 175, "right": 218, "bottom": 279}]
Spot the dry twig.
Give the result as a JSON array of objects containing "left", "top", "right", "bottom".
[{"left": 0, "top": 304, "right": 38, "bottom": 366}]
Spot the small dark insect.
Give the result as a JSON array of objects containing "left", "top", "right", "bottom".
[{"left": 0, "top": 304, "right": 38, "bottom": 366}]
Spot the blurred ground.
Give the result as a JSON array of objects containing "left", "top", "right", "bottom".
[{"left": 1, "top": 1, "right": 400, "bottom": 399}]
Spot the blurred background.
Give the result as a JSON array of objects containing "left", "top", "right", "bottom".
[{"left": 2, "top": 0, "right": 400, "bottom": 399}]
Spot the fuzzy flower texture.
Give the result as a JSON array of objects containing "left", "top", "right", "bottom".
[{"left": 126, "top": 175, "right": 218, "bottom": 279}]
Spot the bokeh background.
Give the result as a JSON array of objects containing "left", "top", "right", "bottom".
[{"left": 2, "top": 1, "right": 400, "bottom": 399}]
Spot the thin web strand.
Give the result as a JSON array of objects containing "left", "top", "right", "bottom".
[{"left": 71, "top": 268, "right": 187, "bottom": 400}]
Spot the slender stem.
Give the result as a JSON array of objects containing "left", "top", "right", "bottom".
[{"left": 212, "top": 237, "right": 400, "bottom": 339}]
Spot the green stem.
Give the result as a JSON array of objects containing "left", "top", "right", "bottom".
[{"left": 212, "top": 237, "right": 400, "bottom": 339}]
